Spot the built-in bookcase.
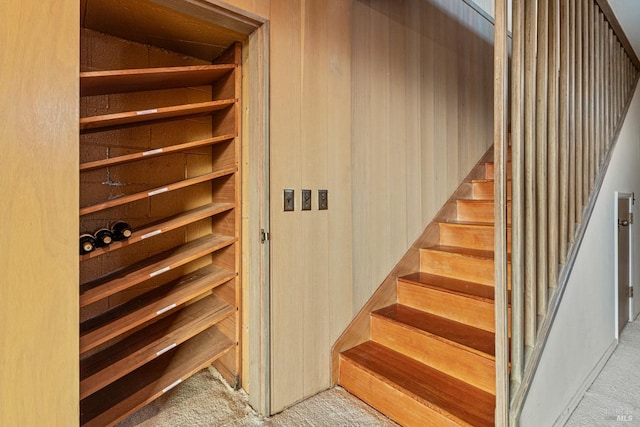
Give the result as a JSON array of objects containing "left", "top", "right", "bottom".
[{"left": 79, "top": 30, "right": 241, "bottom": 426}]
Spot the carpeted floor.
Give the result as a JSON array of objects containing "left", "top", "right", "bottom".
[
  {"left": 116, "top": 321, "right": 640, "bottom": 426},
  {"left": 117, "top": 367, "right": 398, "bottom": 426},
  {"left": 565, "top": 321, "right": 640, "bottom": 426}
]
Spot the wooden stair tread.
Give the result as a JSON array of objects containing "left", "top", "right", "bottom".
[
  {"left": 399, "top": 272, "right": 497, "bottom": 301},
  {"left": 424, "top": 245, "right": 512, "bottom": 262},
  {"left": 441, "top": 220, "right": 511, "bottom": 228},
  {"left": 341, "top": 341, "right": 494, "bottom": 427},
  {"left": 471, "top": 178, "right": 511, "bottom": 184},
  {"left": 373, "top": 304, "right": 495, "bottom": 357}
]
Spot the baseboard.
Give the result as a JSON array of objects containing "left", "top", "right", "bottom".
[{"left": 552, "top": 338, "right": 618, "bottom": 427}]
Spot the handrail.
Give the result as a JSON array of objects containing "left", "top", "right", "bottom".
[{"left": 496, "top": 0, "right": 640, "bottom": 424}]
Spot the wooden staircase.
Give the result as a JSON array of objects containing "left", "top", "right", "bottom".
[{"left": 338, "top": 157, "right": 511, "bottom": 426}]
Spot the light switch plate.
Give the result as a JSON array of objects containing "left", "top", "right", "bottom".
[
  {"left": 318, "top": 189, "right": 328, "bottom": 210},
  {"left": 284, "top": 189, "right": 294, "bottom": 211},
  {"left": 302, "top": 189, "right": 311, "bottom": 210}
]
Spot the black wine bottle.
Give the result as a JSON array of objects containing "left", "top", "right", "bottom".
[
  {"left": 79, "top": 234, "right": 97, "bottom": 255},
  {"left": 94, "top": 228, "right": 114, "bottom": 247},
  {"left": 111, "top": 221, "right": 132, "bottom": 241}
]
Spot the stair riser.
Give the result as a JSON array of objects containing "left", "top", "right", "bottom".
[
  {"left": 439, "top": 223, "right": 512, "bottom": 253},
  {"left": 420, "top": 249, "right": 511, "bottom": 287},
  {"left": 472, "top": 181, "right": 512, "bottom": 199},
  {"left": 339, "top": 357, "right": 470, "bottom": 427},
  {"left": 371, "top": 316, "right": 495, "bottom": 394},
  {"left": 484, "top": 163, "right": 512, "bottom": 179},
  {"left": 398, "top": 281, "right": 496, "bottom": 332},
  {"left": 457, "top": 200, "right": 512, "bottom": 224}
]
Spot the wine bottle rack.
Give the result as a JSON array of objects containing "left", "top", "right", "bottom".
[{"left": 79, "top": 37, "right": 242, "bottom": 426}]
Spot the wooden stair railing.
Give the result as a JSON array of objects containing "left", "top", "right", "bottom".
[
  {"left": 333, "top": 148, "right": 506, "bottom": 426},
  {"left": 498, "top": 0, "right": 640, "bottom": 424}
]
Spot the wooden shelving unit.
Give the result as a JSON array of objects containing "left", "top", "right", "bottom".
[{"left": 79, "top": 36, "right": 242, "bottom": 426}]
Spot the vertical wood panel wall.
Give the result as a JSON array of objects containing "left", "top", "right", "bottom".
[
  {"left": 0, "top": 0, "right": 79, "bottom": 425},
  {"left": 230, "top": 0, "right": 495, "bottom": 413},
  {"left": 233, "top": 0, "right": 354, "bottom": 412},
  {"left": 351, "top": 0, "right": 495, "bottom": 310}
]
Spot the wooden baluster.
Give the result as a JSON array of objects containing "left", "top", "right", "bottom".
[
  {"left": 493, "top": 0, "right": 509, "bottom": 423},
  {"left": 548, "top": 0, "right": 560, "bottom": 290},
  {"left": 559, "top": 0, "right": 570, "bottom": 265},
  {"left": 581, "top": 0, "right": 589, "bottom": 211},
  {"left": 598, "top": 12, "right": 605, "bottom": 167},
  {"left": 609, "top": 28, "right": 614, "bottom": 146},
  {"left": 575, "top": 0, "right": 583, "bottom": 225},
  {"left": 585, "top": 0, "right": 599, "bottom": 191},
  {"left": 510, "top": 0, "right": 525, "bottom": 386},
  {"left": 524, "top": 0, "right": 538, "bottom": 350},
  {"left": 568, "top": 0, "right": 577, "bottom": 244},
  {"left": 536, "top": 0, "right": 549, "bottom": 316}
]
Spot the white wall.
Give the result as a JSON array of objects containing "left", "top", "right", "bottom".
[{"left": 520, "top": 83, "right": 640, "bottom": 426}]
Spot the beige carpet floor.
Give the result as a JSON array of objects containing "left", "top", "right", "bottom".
[{"left": 117, "top": 367, "right": 398, "bottom": 426}]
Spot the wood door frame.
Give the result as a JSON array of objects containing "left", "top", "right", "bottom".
[
  {"left": 149, "top": 0, "right": 272, "bottom": 416},
  {"left": 615, "top": 192, "right": 633, "bottom": 339}
]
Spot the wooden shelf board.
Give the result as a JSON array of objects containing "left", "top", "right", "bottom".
[
  {"left": 79, "top": 167, "right": 236, "bottom": 216},
  {"left": 79, "top": 99, "right": 234, "bottom": 132},
  {"left": 80, "top": 202, "right": 234, "bottom": 261},
  {"left": 80, "top": 294, "right": 234, "bottom": 399},
  {"left": 80, "top": 233, "right": 235, "bottom": 307},
  {"left": 80, "top": 263, "right": 234, "bottom": 353},
  {"left": 80, "top": 326, "right": 234, "bottom": 427},
  {"left": 80, "top": 65, "right": 235, "bottom": 96},
  {"left": 80, "top": 134, "right": 236, "bottom": 172}
]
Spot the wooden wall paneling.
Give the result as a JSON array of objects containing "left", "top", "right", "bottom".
[
  {"left": 445, "top": 3, "right": 460, "bottom": 199},
  {"left": 535, "top": 0, "right": 549, "bottom": 315},
  {"left": 434, "top": 3, "right": 450, "bottom": 205},
  {"left": 326, "top": 0, "right": 353, "bottom": 372},
  {"left": 351, "top": 0, "right": 373, "bottom": 311},
  {"left": 581, "top": 0, "right": 589, "bottom": 203},
  {"left": 269, "top": 0, "right": 304, "bottom": 412},
  {"left": 365, "top": 0, "right": 392, "bottom": 309},
  {"left": 389, "top": 0, "right": 410, "bottom": 262},
  {"left": 404, "top": 0, "right": 423, "bottom": 242},
  {"left": 300, "top": 0, "right": 330, "bottom": 398},
  {"left": 0, "top": 0, "right": 80, "bottom": 425}
]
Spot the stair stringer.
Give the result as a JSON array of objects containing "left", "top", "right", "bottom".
[{"left": 330, "top": 147, "right": 494, "bottom": 385}]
